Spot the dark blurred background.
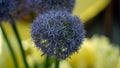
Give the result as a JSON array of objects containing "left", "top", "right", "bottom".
[{"left": 86, "top": 0, "right": 120, "bottom": 46}]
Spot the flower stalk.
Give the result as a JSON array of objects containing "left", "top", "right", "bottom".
[
  {"left": 0, "top": 24, "right": 18, "bottom": 68},
  {"left": 55, "top": 60, "right": 59, "bottom": 68},
  {"left": 44, "top": 56, "right": 50, "bottom": 68},
  {"left": 9, "top": 15, "right": 29, "bottom": 68}
]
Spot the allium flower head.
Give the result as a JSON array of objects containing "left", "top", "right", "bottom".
[
  {"left": 27, "top": 0, "right": 75, "bottom": 13},
  {"left": 31, "top": 10, "right": 86, "bottom": 60},
  {"left": 0, "top": 0, "right": 17, "bottom": 22}
]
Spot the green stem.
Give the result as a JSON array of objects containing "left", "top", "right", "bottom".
[
  {"left": 0, "top": 25, "right": 18, "bottom": 68},
  {"left": 9, "top": 16, "right": 29, "bottom": 68},
  {"left": 55, "top": 60, "right": 59, "bottom": 68},
  {"left": 33, "top": 61, "right": 38, "bottom": 68},
  {"left": 44, "top": 56, "right": 49, "bottom": 68}
]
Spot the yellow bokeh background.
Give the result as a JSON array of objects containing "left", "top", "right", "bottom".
[{"left": 1, "top": 0, "right": 118, "bottom": 68}]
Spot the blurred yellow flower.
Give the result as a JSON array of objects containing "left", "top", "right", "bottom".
[
  {"left": 0, "top": 39, "right": 45, "bottom": 68},
  {"left": 69, "top": 35, "right": 120, "bottom": 68},
  {"left": 117, "top": 58, "right": 120, "bottom": 68},
  {"left": 59, "top": 61, "right": 72, "bottom": 68}
]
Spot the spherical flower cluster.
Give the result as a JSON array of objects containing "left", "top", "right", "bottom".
[
  {"left": 31, "top": 10, "right": 86, "bottom": 59},
  {"left": 26, "top": 0, "right": 75, "bottom": 14},
  {"left": 0, "top": 0, "right": 17, "bottom": 22}
]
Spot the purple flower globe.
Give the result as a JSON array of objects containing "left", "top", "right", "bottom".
[
  {"left": 0, "top": 0, "right": 17, "bottom": 22},
  {"left": 31, "top": 10, "right": 86, "bottom": 59},
  {"left": 27, "top": 0, "right": 75, "bottom": 14}
]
